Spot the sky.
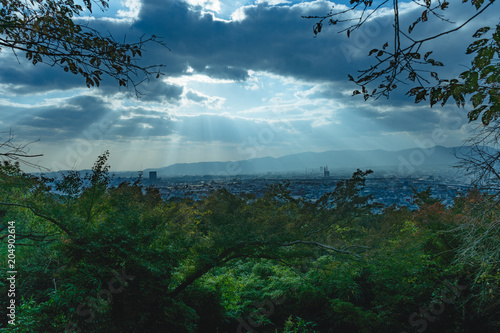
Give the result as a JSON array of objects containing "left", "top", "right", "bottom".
[{"left": 1, "top": 0, "right": 499, "bottom": 172}]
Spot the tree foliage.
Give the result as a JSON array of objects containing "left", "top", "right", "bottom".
[
  {"left": 0, "top": 155, "right": 376, "bottom": 331},
  {"left": 408, "top": 24, "right": 500, "bottom": 126},
  {"left": 305, "top": 0, "right": 499, "bottom": 125},
  {"left": 1, "top": 155, "right": 498, "bottom": 332}
]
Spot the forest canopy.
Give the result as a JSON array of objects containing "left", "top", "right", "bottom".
[{"left": 0, "top": 154, "right": 498, "bottom": 332}]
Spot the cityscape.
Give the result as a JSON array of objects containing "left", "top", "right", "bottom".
[{"left": 110, "top": 167, "right": 474, "bottom": 210}]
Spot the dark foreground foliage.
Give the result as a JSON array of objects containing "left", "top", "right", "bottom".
[{"left": 0, "top": 154, "right": 499, "bottom": 332}]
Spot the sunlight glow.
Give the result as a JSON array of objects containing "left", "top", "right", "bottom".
[
  {"left": 166, "top": 74, "right": 236, "bottom": 86},
  {"left": 117, "top": 0, "right": 142, "bottom": 20},
  {"left": 184, "top": 0, "right": 222, "bottom": 12}
]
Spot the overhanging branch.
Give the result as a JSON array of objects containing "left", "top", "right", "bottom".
[{"left": 0, "top": 202, "right": 72, "bottom": 236}]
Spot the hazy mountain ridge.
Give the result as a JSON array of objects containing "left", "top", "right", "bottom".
[
  {"left": 37, "top": 145, "right": 486, "bottom": 178},
  {"left": 143, "top": 145, "right": 477, "bottom": 177}
]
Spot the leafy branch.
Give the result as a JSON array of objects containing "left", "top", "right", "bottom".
[
  {"left": 305, "top": 0, "right": 497, "bottom": 107},
  {"left": 0, "top": 0, "right": 167, "bottom": 96}
]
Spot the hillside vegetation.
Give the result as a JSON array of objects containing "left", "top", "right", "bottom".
[{"left": 1, "top": 153, "right": 499, "bottom": 332}]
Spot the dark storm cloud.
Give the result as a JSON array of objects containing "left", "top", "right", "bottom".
[
  {"left": 11, "top": 95, "right": 177, "bottom": 141},
  {"left": 0, "top": 0, "right": 368, "bottom": 94},
  {"left": 134, "top": 0, "right": 345, "bottom": 81},
  {"left": 6, "top": 93, "right": 264, "bottom": 144},
  {"left": 366, "top": 108, "right": 441, "bottom": 133},
  {"left": 1, "top": 0, "right": 498, "bottom": 99},
  {"left": 18, "top": 96, "right": 110, "bottom": 131},
  {"left": 136, "top": 80, "right": 184, "bottom": 103},
  {"left": 285, "top": 104, "right": 453, "bottom": 141},
  {"left": 0, "top": 63, "right": 84, "bottom": 94},
  {"left": 201, "top": 65, "right": 249, "bottom": 81},
  {"left": 336, "top": 105, "right": 467, "bottom": 135},
  {"left": 134, "top": 0, "right": 498, "bottom": 84}
]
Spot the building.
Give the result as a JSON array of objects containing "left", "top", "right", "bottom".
[
  {"left": 149, "top": 171, "right": 157, "bottom": 181},
  {"left": 324, "top": 166, "right": 330, "bottom": 177}
]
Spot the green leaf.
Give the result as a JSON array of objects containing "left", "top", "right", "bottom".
[
  {"left": 427, "top": 59, "right": 443, "bottom": 66},
  {"left": 409, "top": 52, "right": 421, "bottom": 59},
  {"left": 481, "top": 107, "right": 496, "bottom": 125},
  {"left": 429, "top": 87, "right": 442, "bottom": 107},
  {"left": 408, "top": 18, "right": 421, "bottom": 34},
  {"left": 480, "top": 65, "right": 497, "bottom": 79},
  {"left": 473, "top": 47, "right": 495, "bottom": 68},
  {"left": 473, "top": 26, "right": 491, "bottom": 38},
  {"left": 421, "top": 10, "right": 428, "bottom": 22},
  {"left": 467, "top": 106, "right": 486, "bottom": 122},
  {"left": 471, "top": 92, "right": 485, "bottom": 108},
  {"left": 472, "top": 0, "right": 485, "bottom": 9},
  {"left": 466, "top": 39, "right": 489, "bottom": 54},
  {"left": 464, "top": 71, "right": 479, "bottom": 92},
  {"left": 415, "top": 89, "right": 427, "bottom": 103}
]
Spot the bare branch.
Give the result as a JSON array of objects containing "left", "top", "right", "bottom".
[{"left": 0, "top": 130, "right": 46, "bottom": 170}]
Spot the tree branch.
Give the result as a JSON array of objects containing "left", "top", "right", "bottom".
[
  {"left": 166, "top": 238, "right": 366, "bottom": 299},
  {"left": 0, "top": 202, "right": 72, "bottom": 236}
]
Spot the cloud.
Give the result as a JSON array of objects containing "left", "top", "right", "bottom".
[
  {"left": 117, "top": 0, "right": 142, "bottom": 20},
  {"left": 201, "top": 65, "right": 249, "bottom": 81},
  {"left": 184, "top": 0, "right": 222, "bottom": 12},
  {"left": 183, "top": 89, "right": 226, "bottom": 108},
  {"left": 185, "top": 90, "right": 209, "bottom": 103},
  {"left": 16, "top": 96, "right": 111, "bottom": 136},
  {"left": 1, "top": 0, "right": 498, "bottom": 101},
  {"left": 0, "top": 0, "right": 495, "bottom": 172},
  {"left": 130, "top": 0, "right": 500, "bottom": 102},
  {"left": 0, "top": 63, "right": 85, "bottom": 95},
  {"left": 8, "top": 95, "right": 178, "bottom": 142},
  {"left": 138, "top": 80, "right": 184, "bottom": 103},
  {"left": 107, "top": 114, "right": 175, "bottom": 139}
]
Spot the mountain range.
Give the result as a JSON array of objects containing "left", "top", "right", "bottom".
[{"left": 142, "top": 145, "right": 474, "bottom": 177}]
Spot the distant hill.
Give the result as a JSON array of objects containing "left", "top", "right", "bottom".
[{"left": 143, "top": 145, "right": 478, "bottom": 177}]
